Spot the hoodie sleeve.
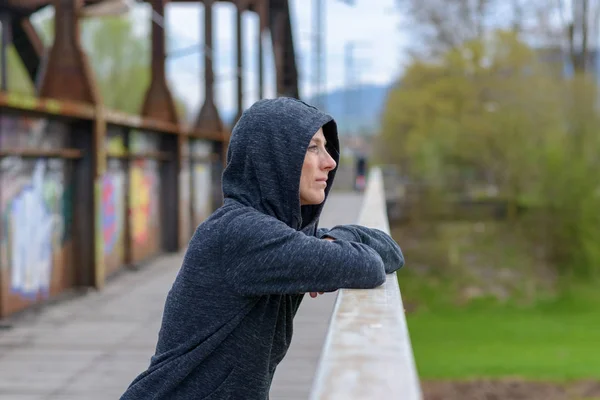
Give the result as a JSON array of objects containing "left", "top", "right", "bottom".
[
  {"left": 222, "top": 212, "right": 387, "bottom": 297},
  {"left": 317, "top": 225, "right": 404, "bottom": 274}
]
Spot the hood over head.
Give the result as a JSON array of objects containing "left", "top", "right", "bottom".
[{"left": 222, "top": 97, "right": 339, "bottom": 231}]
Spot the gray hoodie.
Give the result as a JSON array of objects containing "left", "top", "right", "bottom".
[{"left": 120, "top": 97, "right": 404, "bottom": 399}]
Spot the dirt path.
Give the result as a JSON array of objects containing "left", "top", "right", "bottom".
[{"left": 422, "top": 380, "right": 600, "bottom": 400}]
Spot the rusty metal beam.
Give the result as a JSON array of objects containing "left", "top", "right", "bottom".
[
  {"left": 10, "top": 18, "right": 44, "bottom": 84},
  {"left": 5, "top": 0, "right": 54, "bottom": 8},
  {"left": 194, "top": 0, "right": 223, "bottom": 133},
  {"left": 6, "top": 0, "right": 299, "bottom": 104},
  {"left": 1, "top": 13, "right": 9, "bottom": 91},
  {"left": 141, "top": 0, "right": 179, "bottom": 123},
  {"left": 4, "top": 0, "right": 103, "bottom": 9},
  {"left": 36, "top": 1, "right": 104, "bottom": 292},
  {"left": 269, "top": 0, "right": 298, "bottom": 98},
  {"left": 38, "top": 0, "right": 99, "bottom": 104}
]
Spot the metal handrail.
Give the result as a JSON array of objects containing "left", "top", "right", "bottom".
[{"left": 309, "top": 167, "right": 423, "bottom": 400}]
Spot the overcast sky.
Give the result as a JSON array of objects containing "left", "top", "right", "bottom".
[{"left": 159, "top": 0, "right": 405, "bottom": 115}]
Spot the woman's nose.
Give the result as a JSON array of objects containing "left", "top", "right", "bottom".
[{"left": 322, "top": 152, "right": 337, "bottom": 171}]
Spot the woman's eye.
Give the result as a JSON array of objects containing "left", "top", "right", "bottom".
[{"left": 308, "top": 145, "right": 319, "bottom": 153}]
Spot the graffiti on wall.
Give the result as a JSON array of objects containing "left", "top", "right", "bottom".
[
  {"left": 101, "top": 166, "right": 125, "bottom": 256},
  {"left": 0, "top": 115, "right": 69, "bottom": 300},
  {"left": 1, "top": 159, "right": 66, "bottom": 299},
  {"left": 130, "top": 160, "right": 159, "bottom": 245}
]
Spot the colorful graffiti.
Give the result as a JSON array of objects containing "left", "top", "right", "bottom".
[
  {"left": 101, "top": 167, "right": 125, "bottom": 255},
  {"left": 130, "top": 160, "right": 158, "bottom": 245},
  {"left": 0, "top": 115, "right": 70, "bottom": 300},
  {"left": 1, "top": 159, "right": 65, "bottom": 299}
]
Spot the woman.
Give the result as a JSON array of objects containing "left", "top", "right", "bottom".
[{"left": 120, "top": 97, "right": 404, "bottom": 399}]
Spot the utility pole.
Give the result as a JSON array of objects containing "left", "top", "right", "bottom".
[
  {"left": 313, "top": 0, "right": 324, "bottom": 109},
  {"left": 344, "top": 41, "right": 355, "bottom": 124},
  {"left": 313, "top": 0, "right": 355, "bottom": 110},
  {"left": 344, "top": 40, "right": 370, "bottom": 134}
]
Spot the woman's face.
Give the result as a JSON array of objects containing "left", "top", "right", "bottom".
[{"left": 299, "top": 128, "right": 337, "bottom": 205}]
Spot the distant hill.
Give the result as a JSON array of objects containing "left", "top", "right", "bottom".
[
  {"left": 216, "top": 83, "right": 393, "bottom": 134},
  {"left": 308, "top": 84, "right": 392, "bottom": 135}
]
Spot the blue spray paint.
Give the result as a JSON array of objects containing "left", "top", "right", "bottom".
[{"left": 9, "top": 161, "right": 62, "bottom": 299}]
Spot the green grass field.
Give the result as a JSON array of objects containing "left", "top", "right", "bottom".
[
  {"left": 393, "top": 222, "right": 600, "bottom": 382},
  {"left": 407, "top": 307, "right": 600, "bottom": 380}
]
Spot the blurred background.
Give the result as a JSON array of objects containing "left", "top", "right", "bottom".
[{"left": 1, "top": 0, "right": 600, "bottom": 399}]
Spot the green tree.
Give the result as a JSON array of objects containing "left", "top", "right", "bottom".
[
  {"left": 81, "top": 16, "right": 151, "bottom": 114},
  {"left": 379, "top": 30, "right": 600, "bottom": 278},
  {"left": 396, "top": 0, "right": 600, "bottom": 74}
]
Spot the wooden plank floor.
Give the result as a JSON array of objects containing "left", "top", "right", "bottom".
[{"left": 269, "top": 192, "right": 364, "bottom": 400}]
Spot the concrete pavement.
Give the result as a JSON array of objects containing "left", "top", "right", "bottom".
[{"left": 0, "top": 192, "right": 364, "bottom": 400}]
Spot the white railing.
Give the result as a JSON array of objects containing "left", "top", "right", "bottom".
[{"left": 309, "top": 168, "right": 423, "bottom": 400}]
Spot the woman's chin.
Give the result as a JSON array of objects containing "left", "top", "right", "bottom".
[{"left": 301, "top": 192, "right": 326, "bottom": 206}]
